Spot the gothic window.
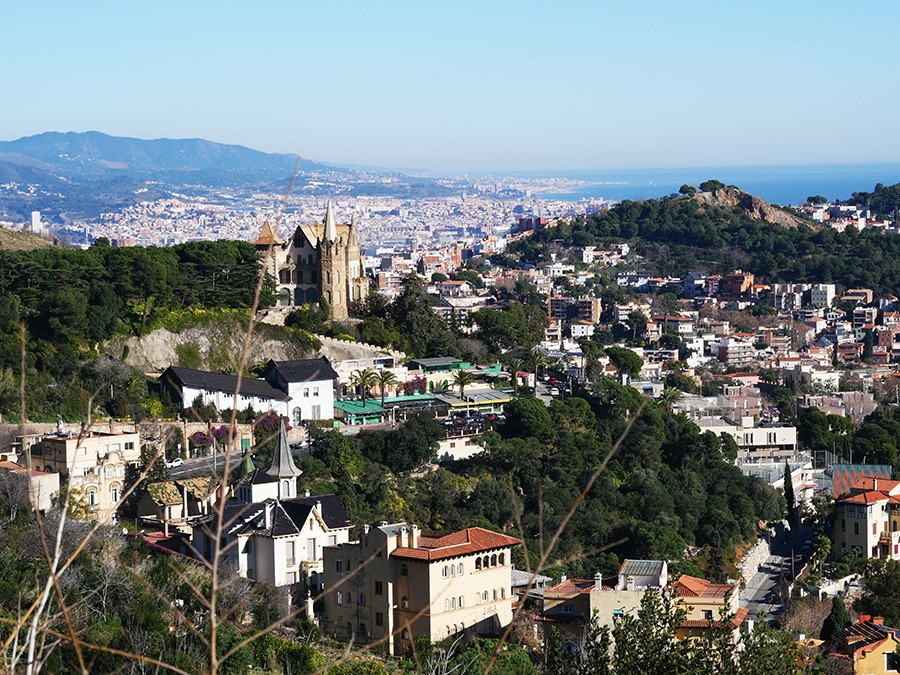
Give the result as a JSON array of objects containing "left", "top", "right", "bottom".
[
  {"left": 326, "top": 271, "right": 331, "bottom": 284},
  {"left": 293, "top": 407, "right": 302, "bottom": 426}
]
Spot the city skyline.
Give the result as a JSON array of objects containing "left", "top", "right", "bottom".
[{"left": 4, "top": 1, "right": 900, "bottom": 172}]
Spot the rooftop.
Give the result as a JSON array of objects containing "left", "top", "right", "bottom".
[{"left": 391, "top": 527, "right": 520, "bottom": 562}]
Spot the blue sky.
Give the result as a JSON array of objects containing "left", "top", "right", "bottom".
[{"left": 4, "top": 1, "right": 899, "bottom": 172}]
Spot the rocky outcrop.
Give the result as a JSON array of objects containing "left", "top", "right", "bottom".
[{"left": 693, "top": 187, "right": 817, "bottom": 230}]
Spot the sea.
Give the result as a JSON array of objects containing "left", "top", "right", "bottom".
[{"left": 532, "top": 163, "right": 900, "bottom": 206}]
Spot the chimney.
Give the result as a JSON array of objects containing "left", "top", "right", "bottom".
[
  {"left": 560, "top": 574, "right": 567, "bottom": 583},
  {"left": 304, "top": 489, "right": 310, "bottom": 497},
  {"left": 873, "top": 616, "right": 884, "bottom": 625},
  {"left": 396, "top": 528, "right": 404, "bottom": 549},
  {"left": 860, "top": 614, "right": 871, "bottom": 623},
  {"left": 108, "top": 419, "right": 114, "bottom": 433},
  {"left": 408, "top": 524, "right": 418, "bottom": 548},
  {"left": 593, "top": 571, "right": 602, "bottom": 588},
  {"left": 626, "top": 576, "right": 636, "bottom": 592}
]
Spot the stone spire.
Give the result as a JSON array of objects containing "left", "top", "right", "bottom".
[
  {"left": 323, "top": 201, "right": 337, "bottom": 243},
  {"left": 266, "top": 422, "right": 302, "bottom": 481}
]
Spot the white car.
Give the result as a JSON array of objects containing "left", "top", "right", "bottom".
[
  {"left": 165, "top": 457, "right": 184, "bottom": 468},
  {"left": 549, "top": 387, "right": 560, "bottom": 397}
]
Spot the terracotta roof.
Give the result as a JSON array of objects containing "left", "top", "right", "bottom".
[
  {"left": 841, "top": 491, "right": 893, "bottom": 505},
  {"left": 544, "top": 578, "right": 597, "bottom": 595},
  {"left": 254, "top": 221, "right": 284, "bottom": 246},
  {"left": 681, "top": 607, "right": 749, "bottom": 629},
  {"left": 391, "top": 527, "right": 520, "bottom": 562},
  {"left": 673, "top": 574, "right": 735, "bottom": 599},
  {"left": 851, "top": 477, "right": 900, "bottom": 493}
]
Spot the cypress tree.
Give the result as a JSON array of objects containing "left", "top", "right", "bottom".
[
  {"left": 820, "top": 596, "right": 851, "bottom": 640},
  {"left": 784, "top": 461, "right": 797, "bottom": 527}
]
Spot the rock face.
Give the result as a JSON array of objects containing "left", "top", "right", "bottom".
[{"left": 693, "top": 186, "right": 817, "bottom": 230}]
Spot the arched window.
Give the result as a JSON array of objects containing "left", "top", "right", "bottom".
[
  {"left": 401, "top": 596, "right": 409, "bottom": 609},
  {"left": 499, "top": 553, "right": 505, "bottom": 566},
  {"left": 346, "top": 593, "right": 352, "bottom": 604},
  {"left": 110, "top": 485, "right": 119, "bottom": 503},
  {"left": 359, "top": 593, "right": 366, "bottom": 606},
  {"left": 336, "top": 591, "right": 343, "bottom": 605},
  {"left": 359, "top": 622, "right": 366, "bottom": 636},
  {"left": 475, "top": 558, "right": 482, "bottom": 570},
  {"left": 458, "top": 596, "right": 464, "bottom": 608},
  {"left": 450, "top": 565, "right": 455, "bottom": 577},
  {"left": 482, "top": 555, "right": 489, "bottom": 569},
  {"left": 483, "top": 591, "right": 488, "bottom": 602},
  {"left": 293, "top": 407, "right": 302, "bottom": 426},
  {"left": 401, "top": 629, "right": 409, "bottom": 640},
  {"left": 87, "top": 491, "right": 96, "bottom": 508},
  {"left": 326, "top": 271, "right": 331, "bottom": 284},
  {"left": 458, "top": 563, "right": 463, "bottom": 575},
  {"left": 282, "top": 480, "right": 291, "bottom": 497},
  {"left": 444, "top": 599, "right": 449, "bottom": 611},
  {"left": 442, "top": 565, "right": 448, "bottom": 578},
  {"left": 492, "top": 589, "right": 497, "bottom": 601},
  {"left": 451, "top": 597, "right": 456, "bottom": 609},
  {"left": 491, "top": 554, "right": 497, "bottom": 567},
  {"left": 501, "top": 588, "right": 505, "bottom": 599}
]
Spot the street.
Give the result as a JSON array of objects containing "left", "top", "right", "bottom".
[
  {"left": 168, "top": 452, "right": 244, "bottom": 479},
  {"left": 741, "top": 521, "right": 815, "bottom": 621}
]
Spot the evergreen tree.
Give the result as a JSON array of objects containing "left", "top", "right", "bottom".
[
  {"left": 784, "top": 461, "right": 797, "bottom": 527},
  {"left": 820, "top": 596, "right": 851, "bottom": 640}
]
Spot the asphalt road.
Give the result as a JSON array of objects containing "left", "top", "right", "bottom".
[
  {"left": 168, "top": 453, "right": 244, "bottom": 479},
  {"left": 741, "top": 521, "right": 815, "bottom": 621}
]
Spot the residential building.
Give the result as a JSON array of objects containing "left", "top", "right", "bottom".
[
  {"left": 31, "top": 427, "right": 140, "bottom": 520},
  {"left": 717, "top": 338, "right": 756, "bottom": 367},
  {"left": 261, "top": 358, "right": 339, "bottom": 425},
  {"left": 192, "top": 425, "right": 352, "bottom": 599},
  {"left": 160, "top": 366, "right": 290, "bottom": 416},
  {"left": 833, "top": 477, "right": 900, "bottom": 561},
  {"left": 0, "top": 461, "right": 59, "bottom": 513},
  {"left": 137, "top": 476, "right": 220, "bottom": 531},
  {"left": 828, "top": 616, "right": 900, "bottom": 674},
  {"left": 322, "top": 522, "right": 520, "bottom": 655},
  {"left": 720, "top": 271, "right": 754, "bottom": 298},
  {"left": 672, "top": 575, "right": 747, "bottom": 642}
]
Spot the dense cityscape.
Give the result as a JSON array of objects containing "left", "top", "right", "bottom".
[{"left": 5, "top": 2, "right": 900, "bottom": 673}]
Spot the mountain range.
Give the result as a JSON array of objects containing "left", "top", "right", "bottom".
[{"left": 0, "top": 131, "right": 447, "bottom": 223}]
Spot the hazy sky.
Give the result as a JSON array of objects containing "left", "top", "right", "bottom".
[{"left": 4, "top": 1, "right": 899, "bottom": 172}]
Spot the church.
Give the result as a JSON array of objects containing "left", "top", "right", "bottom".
[{"left": 255, "top": 202, "right": 369, "bottom": 320}]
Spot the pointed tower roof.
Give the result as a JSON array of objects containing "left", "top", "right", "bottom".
[
  {"left": 254, "top": 220, "right": 284, "bottom": 246},
  {"left": 323, "top": 201, "right": 337, "bottom": 242},
  {"left": 266, "top": 422, "right": 302, "bottom": 479},
  {"left": 236, "top": 453, "right": 256, "bottom": 481}
]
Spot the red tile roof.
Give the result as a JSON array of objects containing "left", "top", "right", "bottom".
[
  {"left": 673, "top": 574, "right": 735, "bottom": 599},
  {"left": 253, "top": 221, "right": 284, "bottom": 246},
  {"left": 681, "top": 607, "right": 749, "bottom": 629},
  {"left": 544, "top": 578, "right": 597, "bottom": 595},
  {"left": 391, "top": 527, "right": 521, "bottom": 562}
]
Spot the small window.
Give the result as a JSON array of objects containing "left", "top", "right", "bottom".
[
  {"left": 375, "top": 581, "right": 383, "bottom": 595},
  {"left": 375, "top": 612, "right": 384, "bottom": 627},
  {"left": 303, "top": 388, "right": 309, "bottom": 398},
  {"left": 401, "top": 596, "right": 409, "bottom": 609},
  {"left": 335, "top": 560, "right": 343, "bottom": 573},
  {"left": 702, "top": 610, "right": 713, "bottom": 620},
  {"left": 442, "top": 566, "right": 448, "bottom": 578},
  {"left": 359, "top": 593, "right": 366, "bottom": 606},
  {"left": 401, "top": 564, "right": 408, "bottom": 576},
  {"left": 560, "top": 604, "right": 573, "bottom": 614},
  {"left": 458, "top": 563, "right": 463, "bottom": 575},
  {"left": 336, "top": 591, "right": 343, "bottom": 605},
  {"left": 401, "top": 629, "right": 409, "bottom": 640},
  {"left": 475, "top": 558, "right": 482, "bottom": 570}
]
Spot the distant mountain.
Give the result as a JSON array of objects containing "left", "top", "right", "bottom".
[{"left": 0, "top": 131, "right": 342, "bottom": 182}]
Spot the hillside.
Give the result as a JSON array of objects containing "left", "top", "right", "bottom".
[
  {"left": 0, "top": 131, "right": 341, "bottom": 182},
  {"left": 693, "top": 185, "right": 817, "bottom": 230},
  {"left": 0, "top": 226, "right": 53, "bottom": 251}
]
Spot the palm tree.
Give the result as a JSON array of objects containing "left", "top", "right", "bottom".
[
  {"left": 350, "top": 368, "right": 377, "bottom": 404},
  {"left": 659, "top": 386, "right": 683, "bottom": 412},
  {"left": 375, "top": 369, "right": 398, "bottom": 407},
  {"left": 505, "top": 357, "right": 524, "bottom": 394},
  {"left": 452, "top": 369, "right": 476, "bottom": 400},
  {"left": 527, "top": 350, "right": 547, "bottom": 378}
]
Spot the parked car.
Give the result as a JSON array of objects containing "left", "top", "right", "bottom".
[
  {"left": 549, "top": 387, "right": 560, "bottom": 397},
  {"left": 165, "top": 457, "right": 184, "bottom": 468}
]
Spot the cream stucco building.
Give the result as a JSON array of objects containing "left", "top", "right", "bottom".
[
  {"left": 31, "top": 427, "right": 140, "bottom": 520},
  {"left": 322, "top": 522, "right": 520, "bottom": 655}
]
